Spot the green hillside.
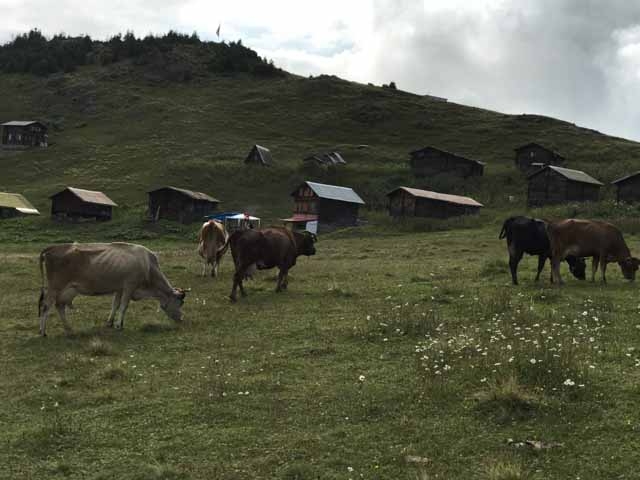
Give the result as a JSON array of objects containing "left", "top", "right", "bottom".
[{"left": 2, "top": 35, "right": 640, "bottom": 236}]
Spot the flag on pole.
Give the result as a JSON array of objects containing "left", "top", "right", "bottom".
[{"left": 216, "top": 24, "right": 221, "bottom": 38}]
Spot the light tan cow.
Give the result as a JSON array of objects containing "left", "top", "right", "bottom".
[
  {"left": 197, "top": 220, "right": 229, "bottom": 277},
  {"left": 38, "top": 242, "right": 187, "bottom": 336}
]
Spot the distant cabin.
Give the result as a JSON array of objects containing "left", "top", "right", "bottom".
[
  {"left": 245, "top": 144, "right": 272, "bottom": 166},
  {"left": 50, "top": 187, "right": 117, "bottom": 221},
  {"left": 612, "top": 171, "right": 640, "bottom": 203},
  {"left": 1, "top": 121, "right": 48, "bottom": 148},
  {"left": 527, "top": 166, "right": 603, "bottom": 207},
  {"left": 515, "top": 143, "right": 564, "bottom": 173},
  {"left": 0, "top": 192, "right": 40, "bottom": 219},
  {"left": 409, "top": 147, "right": 484, "bottom": 178},
  {"left": 148, "top": 186, "right": 219, "bottom": 223},
  {"left": 387, "top": 186, "right": 483, "bottom": 219},
  {"left": 283, "top": 181, "right": 365, "bottom": 233},
  {"left": 303, "top": 152, "right": 347, "bottom": 168}
]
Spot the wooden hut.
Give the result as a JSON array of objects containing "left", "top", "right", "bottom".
[
  {"left": 148, "top": 186, "right": 219, "bottom": 223},
  {"left": 283, "top": 181, "right": 364, "bottom": 233},
  {"left": 245, "top": 144, "right": 272, "bottom": 166},
  {"left": 514, "top": 143, "right": 564, "bottom": 173},
  {"left": 50, "top": 187, "right": 117, "bottom": 221},
  {"left": 1, "top": 121, "right": 48, "bottom": 147},
  {"left": 387, "top": 187, "right": 483, "bottom": 219},
  {"left": 527, "top": 166, "right": 602, "bottom": 207},
  {"left": 0, "top": 192, "right": 40, "bottom": 219},
  {"left": 612, "top": 171, "right": 640, "bottom": 203},
  {"left": 409, "top": 146, "right": 484, "bottom": 178},
  {"left": 303, "top": 152, "right": 346, "bottom": 168}
]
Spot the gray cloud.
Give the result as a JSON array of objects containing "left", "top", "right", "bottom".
[
  {"left": 369, "top": 0, "right": 640, "bottom": 139},
  {"left": 1, "top": 0, "right": 640, "bottom": 140}
]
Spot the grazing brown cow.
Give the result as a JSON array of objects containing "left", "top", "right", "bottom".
[
  {"left": 229, "top": 227, "right": 316, "bottom": 302},
  {"left": 547, "top": 219, "right": 640, "bottom": 284},
  {"left": 38, "top": 242, "right": 187, "bottom": 336},
  {"left": 197, "top": 219, "right": 229, "bottom": 277}
]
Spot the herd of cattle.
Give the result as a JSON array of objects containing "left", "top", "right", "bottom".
[{"left": 35, "top": 217, "right": 637, "bottom": 336}]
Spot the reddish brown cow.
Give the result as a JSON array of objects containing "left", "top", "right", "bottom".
[
  {"left": 547, "top": 219, "right": 640, "bottom": 284},
  {"left": 229, "top": 227, "right": 316, "bottom": 302}
]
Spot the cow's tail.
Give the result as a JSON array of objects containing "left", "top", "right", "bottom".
[
  {"left": 499, "top": 217, "right": 514, "bottom": 239},
  {"left": 38, "top": 249, "right": 47, "bottom": 316}
]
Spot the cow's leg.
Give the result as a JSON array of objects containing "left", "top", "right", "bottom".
[
  {"left": 508, "top": 245, "right": 523, "bottom": 285},
  {"left": 39, "top": 293, "right": 54, "bottom": 337},
  {"left": 201, "top": 260, "right": 207, "bottom": 277},
  {"left": 56, "top": 303, "right": 72, "bottom": 335},
  {"left": 230, "top": 267, "right": 247, "bottom": 302},
  {"left": 600, "top": 256, "right": 608, "bottom": 284},
  {"left": 550, "top": 255, "right": 563, "bottom": 285},
  {"left": 591, "top": 256, "right": 599, "bottom": 282},
  {"left": 535, "top": 255, "right": 546, "bottom": 283},
  {"left": 107, "top": 291, "right": 122, "bottom": 327},
  {"left": 276, "top": 268, "right": 288, "bottom": 292},
  {"left": 114, "top": 289, "right": 133, "bottom": 330}
]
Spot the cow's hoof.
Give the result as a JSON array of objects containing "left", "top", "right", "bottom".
[{"left": 229, "top": 296, "right": 237, "bottom": 303}]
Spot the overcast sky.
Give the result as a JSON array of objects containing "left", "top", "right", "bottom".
[{"left": 2, "top": 0, "right": 640, "bottom": 141}]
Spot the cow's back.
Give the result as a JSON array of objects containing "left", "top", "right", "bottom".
[
  {"left": 231, "top": 227, "right": 294, "bottom": 268},
  {"left": 547, "top": 219, "right": 627, "bottom": 257},
  {"left": 42, "top": 243, "right": 153, "bottom": 294},
  {"left": 508, "top": 216, "right": 549, "bottom": 254}
]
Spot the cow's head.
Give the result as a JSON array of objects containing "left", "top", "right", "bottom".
[
  {"left": 619, "top": 257, "right": 640, "bottom": 281},
  {"left": 568, "top": 257, "right": 587, "bottom": 280},
  {"left": 298, "top": 231, "right": 317, "bottom": 257},
  {"left": 161, "top": 288, "right": 188, "bottom": 321}
]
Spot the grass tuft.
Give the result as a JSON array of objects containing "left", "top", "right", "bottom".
[
  {"left": 484, "top": 460, "right": 528, "bottom": 480},
  {"left": 87, "top": 337, "right": 113, "bottom": 357},
  {"left": 474, "top": 375, "right": 540, "bottom": 422}
]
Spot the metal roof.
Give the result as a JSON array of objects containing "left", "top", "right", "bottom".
[
  {"left": 304, "top": 151, "right": 347, "bottom": 166},
  {"left": 245, "top": 144, "right": 273, "bottom": 165},
  {"left": 387, "top": 186, "right": 483, "bottom": 207},
  {"left": 0, "top": 192, "right": 40, "bottom": 214},
  {"left": 1, "top": 121, "right": 44, "bottom": 127},
  {"left": 51, "top": 187, "right": 118, "bottom": 206},
  {"left": 409, "top": 146, "right": 486, "bottom": 166},
  {"left": 528, "top": 166, "right": 603, "bottom": 185},
  {"left": 148, "top": 186, "right": 219, "bottom": 203},
  {"left": 611, "top": 171, "right": 640, "bottom": 185},
  {"left": 282, "top": 214, "right": 319, "bottom": 223},
  {"left": 295, "top": 181, "right": 365, "bottom": 205}
]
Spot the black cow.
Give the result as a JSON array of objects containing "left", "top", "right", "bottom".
[
  {"left": 229, "top": 227, "right": 317, "bottom": 302},
  {"left": 499, "top": 216, "right": 586, "bottom": 285}
]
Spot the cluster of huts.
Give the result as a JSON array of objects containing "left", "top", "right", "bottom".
[{"left": 3, "top": 120, "right": 639, "bottom": 233}]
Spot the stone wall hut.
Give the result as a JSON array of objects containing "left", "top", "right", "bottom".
[
  {"left": 50, "top": 187, "right": 117, "bottom": 221},
  {"left": 527, "top": 166, "right": 603, "bottom": 207},
  {"left": 612, "top": 171, "right": 640, "bottom": 203},
  {"left": 283, "top": 181, "right": 364, "bottom": 233},
  {"left": 0, "top": 192, "right": 40, "bottom": 219},
  {"left": 409, "top": 146, "right": 484, "bottom": 178},
  {"left": 1, "top": 121, "right": 48, "bottom": 148},
  {"left": 387, "top": 186, "right": 483, "bottom": 219},
  {"left": 148, "top": 186, "right": 219, "bottom": 223},
  {"left": 245, "top": 144, "right": 272, "bottom": 166},
  {"left": 514, "top": 143, "right": 564, "bottom": 174}
]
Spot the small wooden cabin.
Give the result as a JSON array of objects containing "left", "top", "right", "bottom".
[
  {"left": 283, "top": 181, "right": 364, "bottom": 233},
  {"left": 1, "top": 121, "right": 48, "bottom": 147},
  {"left": 387, "top": 187, "right": 483, "bottom": 219},
  {"left": 50, "top": 187, "right": 117, "bottom": 221},
  {"left": 612, "top": 171, "right": 640, "bottom": 203},
  {"left": 514, "top": 143, "right": 564, "bottom": 173},
  {"left": 245, "top": 145, "right": 272, "bottom": 166},
  {"left": 303, "top": 152, "right": 346, "bottom": 168},
  {"left": 148, "top": 186, "right": 219, "bottom": 223},
  {"left": 527, "top": 166, "right": 602, "bottom": 207},
  {"left": 0, "top": 192, "right": 40, "bottom": 219},
  {"left": 409, "top": 146, "right": 484, "bottom": 178}
]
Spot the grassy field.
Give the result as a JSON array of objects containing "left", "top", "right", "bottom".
[
  {"left": 3, "top": 225, "right": 640, "bottom": 479},
  {"left": 3, "top": 45, "right": 640, "bottom": 479}
]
